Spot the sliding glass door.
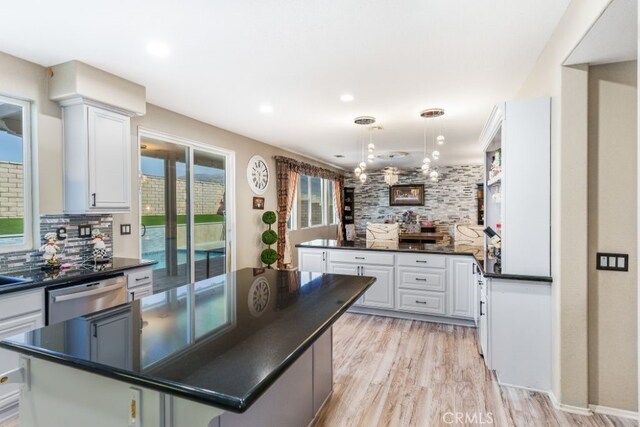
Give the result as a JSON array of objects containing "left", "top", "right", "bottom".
[{"left": 139, "top": 131, "right": 233, "bottom": 289}]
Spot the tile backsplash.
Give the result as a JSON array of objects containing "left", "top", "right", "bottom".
[{"left": 0, "top": 214, "right": 113, "bottom": 274}]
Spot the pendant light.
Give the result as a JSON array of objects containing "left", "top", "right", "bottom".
[
  {"left": 353, "top": 116, "right": 376, "bottom": 183},
  {"left": 420, "top": 108, "right": 445, "bottom": 164}
]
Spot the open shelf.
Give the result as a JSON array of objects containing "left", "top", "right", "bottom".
[{"left": 487, "top": 172, "right": 502, "bottom": 187}]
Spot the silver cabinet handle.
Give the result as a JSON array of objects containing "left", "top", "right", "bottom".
[
  {"left": 53, "top": 282, "right": 124, "bottom": 302},
  {"left": 135, "top": 276, "right": 150, "bottom": 281},
  {"left": 415, "top": 278, "right": 427, "bottom": 282},
  {"left": 355, "top": 256, "right": 365, "bottom": 260},
  {"left": 416, "top": 260, "right": 428, "bottom": 264},
  {"left": 415, "top": 300, "right": 427, "bottom": 304}
]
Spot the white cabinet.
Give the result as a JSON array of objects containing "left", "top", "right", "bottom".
[
  {"left": 299, "top": 249, "right": 327, "bottom": 273},
  {"left": 126, "top": 266, "right": 153, "bottom": 301},
  {"left": 448, "top": 257, "right": 475, "bottom": 319},
  {"left": 67, "top": 306, "right": 133, "bottom": 370},
  {"left": 0, "top": 289, "right": 44, "bottom": 421},
  {"left": 359, "top": 265, "right": 394, "bottom": 309},
  {"left": 62, "top": 101, "right": 132, "bottom": 213},
  {"left": 328, "top": 263, "right": 363, "bottom": 305},
  {"left": 478, "top": 275, "right": 489, "bottom": 362}
]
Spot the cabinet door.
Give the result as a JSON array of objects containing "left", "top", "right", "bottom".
[
  {"left": 479, "top": 283, "right": 489, "bottom": 364},
  {"left": 90, "top": 310, "right": 132, "bottom": 369},
  {"left": 87, "top": 106, "right": 131, "bottom": 209},
  {"left": 360, "top": 265, "right": 394, "bottom": 309},
  {"left": 0, "top": 311, "right": 43, "bottom": 418},
  {"left": 448, "top": 258, "right": 475, "bottom": 319},
  {"left": 298, "top": 250, "right": 326, "bottom": 273},
  {"left": 328, "top": 262, "right": 363, "bottom": 305}
]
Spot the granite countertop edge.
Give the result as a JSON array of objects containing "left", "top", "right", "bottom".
[{"left": 0, "top": 258, "right": 158, "bottom": 296}]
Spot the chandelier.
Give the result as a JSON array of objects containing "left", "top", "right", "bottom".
[
  {"left": 353, "top": 116, "right": 376, "bottom": 183},
  {"left": 420, "top": 108, "right": 445, "bottom": 181},
  {"left": 383, "top": 167, "right": 399, "bottom": 186}
]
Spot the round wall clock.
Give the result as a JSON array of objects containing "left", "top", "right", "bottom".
[{"left": 247, "top": 155, "right": 269, "bottom": 195}]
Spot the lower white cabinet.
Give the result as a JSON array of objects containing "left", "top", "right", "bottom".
[
  {"left": 299, "top": 249, "right": 328, "bottom": 273},
  {"left": 67, "top": 306, "right": 133, "bottom": 370},
  {"left": 126, "top": 266, "right": 154, "bottom": 301},
  {"left": 0, "top": 288, "right": 45, "bottom": 421},
  {"left": 327, "top": 262, "right": 394, "bottom": 308},
  {"left": 448, "top": 257, "right": 476, "bottom": 319},
  {"left": 299, "top": 247, "right": 479, "bottom": 324}
]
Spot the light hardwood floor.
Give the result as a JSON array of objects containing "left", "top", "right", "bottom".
[
  {"left": 2, "top": 313, "right": 637, "bottom": 427},
  {"left": 312, "top": 313, "right": 638, "bottom": 427}
]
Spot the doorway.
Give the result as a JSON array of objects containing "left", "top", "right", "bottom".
[{"left": 138, "top": 129, "right": 235, "bottom": 289}]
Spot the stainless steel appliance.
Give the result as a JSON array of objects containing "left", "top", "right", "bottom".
[{"left": 47, "top": 274, "right": 127, "bottom": 324}]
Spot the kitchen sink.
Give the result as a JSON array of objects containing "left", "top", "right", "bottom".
[{"left": 0, "top": 275, "right": 33, "bottom": 286}]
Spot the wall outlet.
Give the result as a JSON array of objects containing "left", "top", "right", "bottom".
[
  {"left": 78, "top": 224, "right": 92, "bottom": 238},
  {"left": 120, "top": 224, "right": 132, "bottom": 235},
  {"left": 596, "top": 252, "right": 628, "bottom": 272}
]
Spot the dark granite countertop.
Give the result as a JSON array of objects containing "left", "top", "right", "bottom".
[
  {"left": 0, "top": 268, "right": 375, "bottom": 413},
  {"left": 296, "top": 239, "right": 553, "bottom": 283},
  {"left": 0, "top": 257, "right": 157, "bottom": 295}
]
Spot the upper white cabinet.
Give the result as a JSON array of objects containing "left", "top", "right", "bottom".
[
  {"left": 62, "top": 101, "right": 132, "bottom": 213},
  {"left": 481, "top": 97, "right": 551, "bottom": 276}
]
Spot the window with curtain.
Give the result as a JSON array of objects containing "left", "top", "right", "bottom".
[{"left": 293, "top": 175, "right": 337, "bottom": 229}]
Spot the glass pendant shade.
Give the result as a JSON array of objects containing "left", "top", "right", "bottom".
[
  {"left": 429, "top": 170, "right": 439, "bottom": 181},
  {"left": 368, "top": 143, "right": 375, "bottom": 151},
  {"left": 423, "top": 157, "right": 431, "bottom": 164},
  {"left": 359, "top": 172, "right": 367, "bottom": 183},
  {"left": 359, "top": 161, "right": 367, "bottom": 169},
  {"left": 354, "top": 167, "right": 362, "bottom": 177},
  {"left": 367, "top": 153, "right": 375, "bottom": 161},
  {"left": 432, "top": 150, "right": 440, "bottom": 160},
  {"left": 437, "top": 135, "right": 445, "bottom": 145}
]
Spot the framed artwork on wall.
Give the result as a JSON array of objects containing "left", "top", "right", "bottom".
[
  {"left": 389, "top": 184, "right": 425, "bottom": 206},
  {"left": 253, "top": 197, "right": 265, "bottom": 210}
]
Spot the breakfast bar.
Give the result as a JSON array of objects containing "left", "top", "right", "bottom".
[{"left": 0, "top": 268, "right": 374, "bottom": 427}]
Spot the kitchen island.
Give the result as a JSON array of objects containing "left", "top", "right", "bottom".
[{"left": 0, "top": 268, "right": 374, "bottom": 427}]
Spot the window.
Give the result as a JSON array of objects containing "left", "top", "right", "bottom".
[
  {"left": 0, "top": 95, "right": 33, "bottom": 252},
  {"left": 295, "top": 175, "right": 338, "bottom": 229}
]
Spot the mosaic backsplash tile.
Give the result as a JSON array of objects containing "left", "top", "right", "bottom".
[
  {"left": 0, "top": 214, "right": 113, "bottom": 274},
  {"left": 345, "top": 165, "right": 483, "bottom": 236}
]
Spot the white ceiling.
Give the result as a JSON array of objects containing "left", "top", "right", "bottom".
[{"left": 1, "top": 0, "right": 570, "bottom": 170}]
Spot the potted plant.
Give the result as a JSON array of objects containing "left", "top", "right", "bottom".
[{"left": 261, "top": 211, "right": 278, "bottom": 268}]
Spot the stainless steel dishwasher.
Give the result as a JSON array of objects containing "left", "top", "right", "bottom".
[{"left": 47, "top": 274, "right": 127, "bottom": 324}]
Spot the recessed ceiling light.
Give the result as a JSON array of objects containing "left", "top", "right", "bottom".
[
  {"left": 146, "top": 41, "right": 170, "bottom": 57},
  {"left": 260, "top": 105, "right": 274, "bottom": 114},
  {"left": 340, "top": 94, "right": 354, "bottom": 102}
]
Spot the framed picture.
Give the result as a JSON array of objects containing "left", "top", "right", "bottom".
[
  {"left": 253, "top": 196, "right": 265, "bottom": 210},
  {"left": 389, "top": 184, "right": 425, "bottom": 206}
]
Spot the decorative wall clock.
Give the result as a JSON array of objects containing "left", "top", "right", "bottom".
[{"left": 247, "top": 155, "right": 269, "bottom": 195}]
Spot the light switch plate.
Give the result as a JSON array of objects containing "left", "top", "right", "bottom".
[
  {"left": 596, "top": 252, "right": 629, "bottom": 272},
  {"left": 78, "top": 224, "right": 92, "bottom": 238}
]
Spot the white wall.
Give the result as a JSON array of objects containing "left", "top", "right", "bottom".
[{"left": 587, "top": 60, "right": 637, "bottom": 411}]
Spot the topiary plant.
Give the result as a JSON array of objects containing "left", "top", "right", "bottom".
[{"left": 260, "top": 210, "right": 279, "bottom": 268}]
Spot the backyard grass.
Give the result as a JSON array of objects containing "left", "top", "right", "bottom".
[
  {"left": 0, "top": 218, "right": 23, "bottom": 235},
  {"left": 141, "top": 214, "right": 224, "bottom": 226}
]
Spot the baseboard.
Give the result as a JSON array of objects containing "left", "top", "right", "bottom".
[
  {"left": 347, "top": 306, "right": 476, "bottom": 327},
  {"left": 589, "top": 404, "right": 639, "bottom": 420},
  {"left": 547, "top": 390, "right": 593, "bottom": 416},
  {"left": 497, "top": 380, "right": 550, "bottom": 396}
]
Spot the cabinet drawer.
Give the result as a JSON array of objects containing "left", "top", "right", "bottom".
[
  {"left": 398, "top": 268, "right": 446, "bottom": 292},
  {"left": 329, "top": 250, "right": 394, "bottom": 266},
  {"left": 0, "top": 289, "right": 44, "bottom": 322},
  {"left": 397, "top": 290, "right": 446, "bottom": 315},
  {"left": 397, "top": 253, "right": 446, "bottom": 269},
  {"left": 126, "top": 268, "right": 153, "bottom": 289}
]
